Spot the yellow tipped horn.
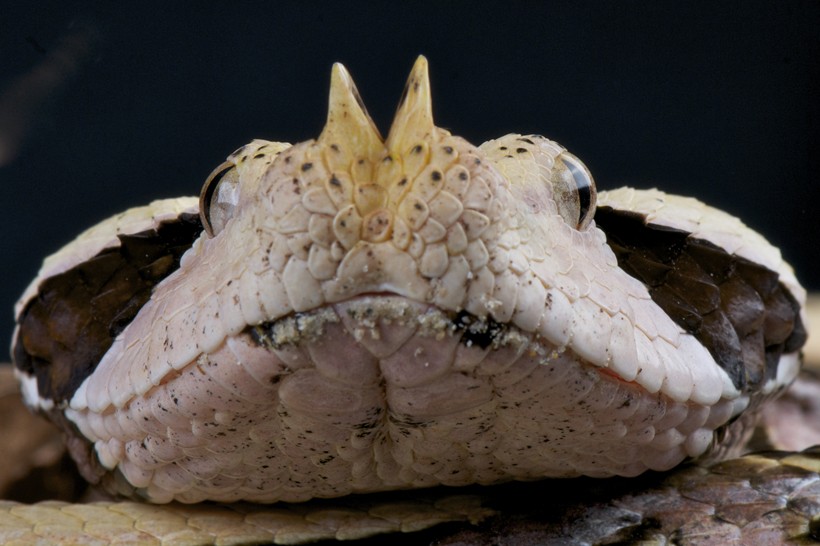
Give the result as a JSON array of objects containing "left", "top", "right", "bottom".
[
  {"left": 318, "top": 63, "right": 383, "bottom": 159},
  {"left": 386, "top": 56, "right": 435, "bottom": 153}
]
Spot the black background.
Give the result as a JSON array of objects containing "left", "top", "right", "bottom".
[{"left": 1, "top": 1, "right": 818, "bottom": 347}]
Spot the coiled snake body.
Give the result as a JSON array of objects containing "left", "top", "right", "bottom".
[{"left": 9, "top": 57, "right": 813, "bottom": 543}]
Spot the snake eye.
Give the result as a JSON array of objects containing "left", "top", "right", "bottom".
[
  {"left": 551, "top": 151, "right": 597, "bottom": 230},
  {"left": 199, "top": 161, "right": 240, "bottom": 236}
]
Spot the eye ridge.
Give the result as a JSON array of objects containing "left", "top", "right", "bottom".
[{"left": 199, "top": 161, "right": 237, "bottom": 236}]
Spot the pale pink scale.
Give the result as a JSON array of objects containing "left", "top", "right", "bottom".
[
  {"left": 387, "top": 373, "right": 493, "bottom": 419},
  {"left": 654, "top": 339, "right": 695, "bottom": 403},
  {"left": 487, "top": 347, "right": 539, "bottom": 388},
  {"left": 703, "top": 398, "right": 735, "bottom": 429},
  {"left": 651, "top": 400, "right": 690, "bottom": 431},
  {"left": 453, "top": 342, "right": 491, "bottom": 371},
  {"left": 473, "top": 340, "right": 528, "bottom": 376},
  {"left": 489, "top": 269, "right": 519, "bottom": 323},
  {"left": 278, "top": 369, "right": 369, "bottom": 417},
  {"left": 642, "top": 444, "right": 686, "bottom": 472},
  {"left": 432, "top": 254, "right": 470, "bottom": 310},
  {"left": 675, "top": 404, "right": 710, "bottom": 435},
  {"left": 568, "top": 298, "right": 614, "bottom": 370},
  {"left": 537, "top": 288, "right": 573, "bottom": 349},
  {"left": 225, "top": 334, "right": 288, "bottom": 389},
  {"left": 306, "top": 331, "right": 380, "bottom": 387},
  {"left": 148, "top": 387, "right": 196, "bottom": 431},
  {"left": 379, "top": 330, "right": 460, "bottom": 388},
  {"left": 335, "top": 300, "right": 420, "bottom": 359},
  {"left": 118, "top": 460, "right": 154, "bottom": 489},
  {"left": 153, "top": 465, "right": 194, "bottom": 495},
  {"left": 198, "top": 349, "right": 274, "bottom": 404},
  {"left": 166, "top": 425, "right": 208, "bottom": 449},
  {"left": 236, "top": 269, "right": 267, "bottom": 326},
  {"left": 143, "top": 435, "right": 182, "bottom": 464}
]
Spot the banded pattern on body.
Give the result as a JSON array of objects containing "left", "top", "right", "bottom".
[{"left": 12, "top": 57, "right": 806, "bottom": 514}]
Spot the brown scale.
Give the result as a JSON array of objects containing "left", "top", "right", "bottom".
[
  {"left": 13, "top": 213, "right": 203, "bottom": 406},
  {"left": 595, "top": 206, "right": 806, "bottom": 392}
]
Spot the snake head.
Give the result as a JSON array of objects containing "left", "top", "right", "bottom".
[
  {"left": 194, "top": 57, "right": 602, "bottom": 323},
  {"left": 85, "top": 56, "right": 802, "bottom": 414},
  {"left": 13, "top": 57, "right": 806, "bottom": 503}
]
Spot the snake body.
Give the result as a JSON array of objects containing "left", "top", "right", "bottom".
[{"left": 9, "top": 57, "right": 810, "bottom": 541}]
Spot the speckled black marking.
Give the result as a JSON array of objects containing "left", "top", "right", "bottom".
[
  {"left": 595, "top": 206, "right": 806, "bottom": 392},
  {"left": 301, "top": 162, "right": 313, "bottom": 171},
  {"left": 13, "top": 213, "right": 204, "bottom": 405},
  {"left": 250, "top": 306, "right": 507, "bottom": 355},
  {"left": 453, "top": 311, "right": 507, "bottom": 350}
]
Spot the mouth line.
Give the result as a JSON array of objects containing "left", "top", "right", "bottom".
[{"left": 248, "top": 294, "right": 514, "bottom": 352}]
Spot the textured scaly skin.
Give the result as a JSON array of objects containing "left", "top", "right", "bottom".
[{"left": 9, "top": 57, "right": 810, "bottom": 542}]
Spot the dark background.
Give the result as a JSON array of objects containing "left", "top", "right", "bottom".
[{"left": 1, "top": 1, "right": 818, "bottom": 348}]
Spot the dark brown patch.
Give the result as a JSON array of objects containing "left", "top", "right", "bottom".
[
  {"left": 595, "top": 206, "right": 806, "bottom": 392},
  {"left": 13, "top": 213, "right": 203, "bottom": 405}
]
